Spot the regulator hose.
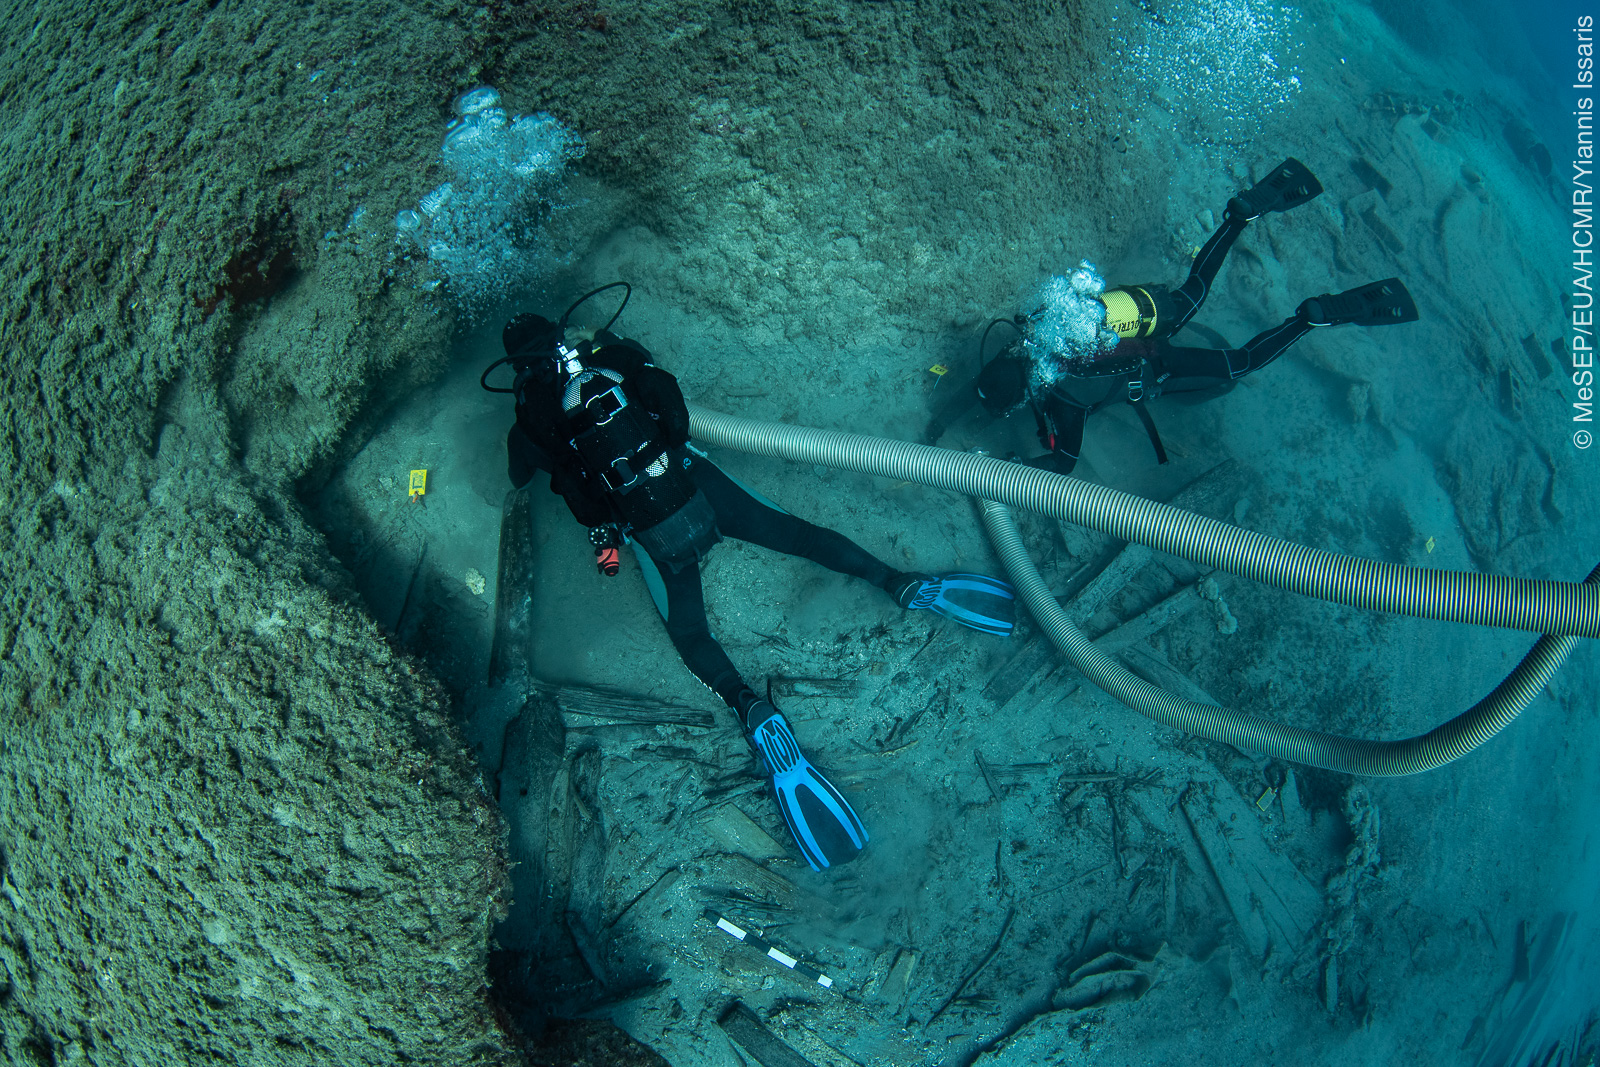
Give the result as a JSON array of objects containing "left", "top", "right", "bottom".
[
  {"left": 686, "top": 405, "right": 1599, "bottom": 639},
  {"left": 983, "top": 500, "right": 1596, "bottom": 776},
  {"left": 686, "top": 404, "right": 1598, "bottom": 775}
]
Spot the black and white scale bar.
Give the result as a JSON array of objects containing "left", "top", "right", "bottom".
[{"left": 705, "top": 910, "right": 834, "bottom": 989}]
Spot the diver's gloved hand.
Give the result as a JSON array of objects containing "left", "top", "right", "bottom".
[
  {"left": 589, "top": 524, "right": 622, "bottom": 577},
  {"left": 891, "top": 572, "right": 1016, "bottom": 638},
  {"left": 737, "top": 692, "right": 867, "bottom": 871}
]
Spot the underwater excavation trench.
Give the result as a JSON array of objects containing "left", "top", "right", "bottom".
[{"left": 686, "top": 405, "right": 1600, "bottom": 777}]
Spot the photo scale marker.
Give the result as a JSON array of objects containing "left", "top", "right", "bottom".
[{"left": 705, "top": 909, "right": 835, "bottom": 989}]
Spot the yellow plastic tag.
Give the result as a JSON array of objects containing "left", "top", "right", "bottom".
[
  {"left": 408, "top": 469, "right": 428, "bottom": 497},
  {"left": 1424, "top": 536, "right": 1435, "bottom": 554},
  {"left": 929, "top": 364, "right": 948, "bottom": 376}
]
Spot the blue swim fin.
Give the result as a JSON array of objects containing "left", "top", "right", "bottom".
[
  {"left": 894, "top": 572, "right": 1016, "bottom": 637},
  {"left": 744, "top": 699, "right": 867, "bottom": 871}
]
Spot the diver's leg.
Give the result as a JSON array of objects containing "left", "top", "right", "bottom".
[
  {"left": 648, "top": 553, "right": 748, "bottom": 707},
  {"left": 1168, "top": 160, "right": 1324, "bottom": 334},
  {"left": 1167, "top": 213, "right": 1250, "bottom": 332},
  {"left": 646, "top": 548, "right": 867, "bottom": 869},
  {"left": 691, "top": 457, "right": 901, "bottom": 591},
  {"left": 1157, "top": 312, "right": 1316, "bottom": 386}
]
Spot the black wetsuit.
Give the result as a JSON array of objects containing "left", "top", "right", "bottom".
[
  {"left": 507, "top": 331, "right": 902, "bottom": 710},
  {"left": 934, "top": 211, "right": 1315, "bottom": 473}
]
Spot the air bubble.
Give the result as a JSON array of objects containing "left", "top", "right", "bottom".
[
  {"left": 453, "top": 86, "right": 501, "bottom": 116},
  {"left": 1023, "top": 260, "right": 1120, "bottom": 395},
  {"left": 398, "top": 85, "right": 584, "bottom": 315}
]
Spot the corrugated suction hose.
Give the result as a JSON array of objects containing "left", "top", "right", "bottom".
[
  {"left": 688, "top": 404, "right": 1599, "bottom": 775},
  {"left": 984, "top": 500, "right": 1595, "bottom": 775}
]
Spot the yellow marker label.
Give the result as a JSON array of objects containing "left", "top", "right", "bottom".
[
  {"left": 929, "top": 364, "right": 949, "bottom": 376},
  {"left": 408, "top": 469, "right": 428, "bottom": 497},
  {"left": 1424, "top": 536, "right": 1435, "bottom": 554}
]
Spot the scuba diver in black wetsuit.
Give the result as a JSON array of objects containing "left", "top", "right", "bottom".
[
  {"left": 483, "top": 284, "right": 1017, "bottom": 871},
  {"left": 924, "top": 159, "right": 1420, "bottom": 472}
]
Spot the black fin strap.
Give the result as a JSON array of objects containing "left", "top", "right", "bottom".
[{"left": 1129, "top": 395, "right": 1169, "bottom": 465}]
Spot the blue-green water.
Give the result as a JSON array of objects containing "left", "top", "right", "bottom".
[{"left": 0, "top": 1, "right": 1594, "bottom": 1065}]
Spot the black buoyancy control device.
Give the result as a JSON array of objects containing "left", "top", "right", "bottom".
[{"left": 559, "top": 341, "right": 697, "bottom": 533}]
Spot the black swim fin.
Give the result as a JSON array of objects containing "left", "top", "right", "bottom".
[
  {"left": 743, "top": 696, "right": 867, "bottom": 871},
  {"left": 1299, "top": 278, "right": 1419, "bottom": 327},
  {"left": 1228, "top": 158, "right": 1324, "bottom": 221}
]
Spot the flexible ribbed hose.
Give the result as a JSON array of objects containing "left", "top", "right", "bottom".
[
  {"left": 984, "top": 500, "right": 1594, "bottom": 775},
  {"left": 687, "top": 405, "right": 1600, "bottom": 638}
]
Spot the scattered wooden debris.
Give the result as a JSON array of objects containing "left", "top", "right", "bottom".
[
  {"left": 876, "top": 690, "right": 944, "bottom": 753},
  {"left": 750, "top": 628, "right": 796, "bottom": 649}
]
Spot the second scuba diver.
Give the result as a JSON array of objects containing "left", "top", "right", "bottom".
[
  {"left": 484, "top": 285, "right": 1016, "bottom": 871},
  {"left": 925, "top": 158, "right": 1420, "bottom": 470}
]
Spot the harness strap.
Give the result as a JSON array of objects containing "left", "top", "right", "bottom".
[{"left": 1128, "top": 391, "right": 1168, "bottom": 466}]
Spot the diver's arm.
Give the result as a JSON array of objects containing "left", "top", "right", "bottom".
[
  {"left": 632, "top": 364, "right": 691, "bottom": 447},
  {"left": 923, "top": 373, "right": 981, "bottom": 444},
  {"left": 507, "top": 423, "right": 551, "bottom": 489},
  {"left": 508, "top": 387, "right": 615, "bottom": 525},
  {"left": 1026, "top": 390, "right": 1086, "bottom": 475}
]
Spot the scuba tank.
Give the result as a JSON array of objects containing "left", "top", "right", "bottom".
[{"left": 1098, "top": 283, "right": 1175, "bottom": 341}]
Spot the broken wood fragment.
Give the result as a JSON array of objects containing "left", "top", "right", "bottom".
[
  {"left": 718, "top": 1002, "right": 820, "bottom": 1067},
  {"left": 528, "top": 680, "right": 715, "bottom": 727},
  {"left": 770, "top": 676, "right": 862, "bottom": 699},
  {"left": 975, "top": 750, "right": 1003, "bottom": 802},
  {"left": 926, "top": 907, "right": 1015, "bottom": 1026},
  {"left": 1176, "top": 783, "right": 1322, "bottom": 962},
  {"left": 701, "top": 804, "right": 788, "bottom": 862},
  {"left": 1091, "top": 581, "right": 1206, "bottom": 653}
]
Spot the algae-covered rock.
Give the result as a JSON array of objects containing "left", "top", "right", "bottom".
[{"left": 0, "top": 1, "right": 520, "bottom": 1063}]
